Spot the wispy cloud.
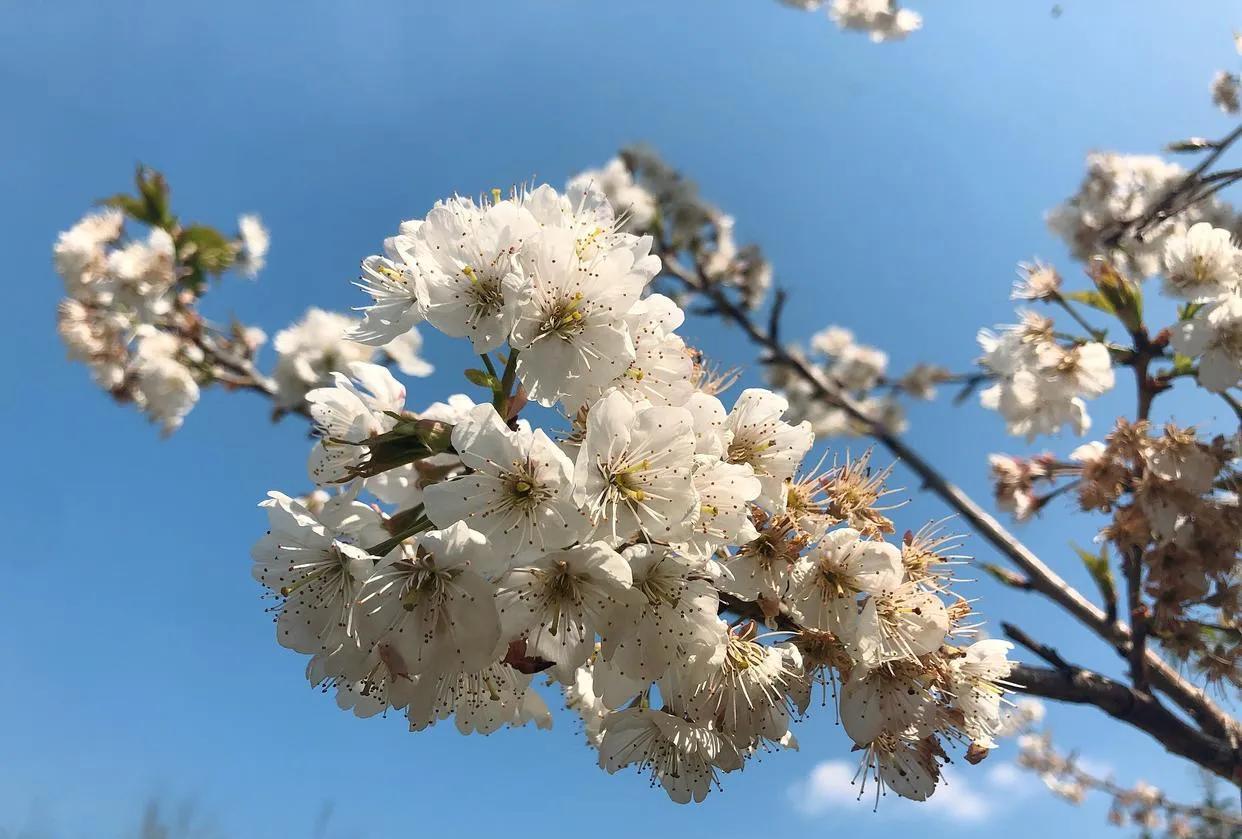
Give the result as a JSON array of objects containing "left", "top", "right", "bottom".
[{"left": 790, "top": 759, "right": 1039, "bottom": 824}]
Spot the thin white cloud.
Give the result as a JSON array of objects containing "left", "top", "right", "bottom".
[
  {"left": 791, "top": 761, "right": 868, "bottom": 816},
  {"left": 790, "top": 759, "right": 1039, "bottom": 825}
]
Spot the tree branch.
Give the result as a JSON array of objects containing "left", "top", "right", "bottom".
[{"left": 1011, "top": 662, "right": 1238, "bottom": 783}]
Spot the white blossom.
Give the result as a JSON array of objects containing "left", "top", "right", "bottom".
[
  {"left": 576, "top": 294, "right": 695, "bottom": 409},
  {"left": 853, "top": 581, "right": 950, "bottom": 669},
  {"left": 1049, "top": 152, "right": 1238, "bottom": 277},
  {"left": 948, "top": 639, "right": 1016, "bottom": 750},
  {"left": 1170, "top": 291, "right": 1242, "bottom": 392},
  {"left": 357, "top": 521, "right": 503, "bottom": 676},
  {"left": 1162, "top": 223, "right": 1242, "bottom": 302},
  {"left": 54, "top": 209, "right": 123, "bottom": 299},
  {"left": 496, "top": 542, "right": 644, "bottom": 678},
  {"left": 424, "top": 403, "right": 588, "bottom": 567},
  {"left": 406, "top": 662, "right": 551, "bottom": 735},
  {"left": 510, "top": 227, "right": 652, "bottom": 407},
  {"left": 567, "top": 157, "right": 657, "bottom": 231},
  {"left": 403, "top": 196, "right": 537, "bottom": 352},
  {"left": 978, "top": 316, "right": 1114, "bottom": 439},
  {"left": 573, "top": 391, "right": 699, "bottom": 544},
  {"left": 131, "top": 328, "right": 201, "bottom": 435},
  {"left": 251, "top": 491, "right": 386, "bottom": 657},
  {"left": 350, "top": 254, "right": 429, "bottom": 346},
  {"left": 306, "top": 362, "right": 406, "bottom": 485},
  {"left": 677, "top": 456, "right": 762, "bottom": 560},
  {"left": 564, "top": 662, "right": 610, "bottom": 745},
  {"left": 722, "top": 388, "right": 814, "bottom": 510},
  {"left": 839, "top": 666, "right": 932, "bottom": 746},
  {"left": 272, "top": 309, "right": 374, "bottom": 408},
  {"left": 788, "top": 527, "right": 902, "bottom": 634},
  {"left": 598, "top": 708, "right": 742, "bottom": 803},
  {"left": 604, "top": 545, "right": 723, "bottom": 684},
  {"left": 237, "top": 213, "right": 270, "bottom": 278}
]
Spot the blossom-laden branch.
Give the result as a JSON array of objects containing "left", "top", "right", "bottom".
[
  {"left": 53, "top": 167, "right": 435, "bottom": 433},
  {"left": 58, "top": 169, "right": 1043, "bottom": 807},
  {"left": 587, "top": 147, "right": 1240, "bottom": 782}
]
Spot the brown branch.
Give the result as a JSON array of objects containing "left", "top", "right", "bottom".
[
  {"left": 660, "top": 252, "right": 1241, "bottom": 751},
  {"left": 1003, "top": 623, "right": 1237, "bottom": 782},
  {"left": 1011, "top": 663, "right": 1238, "bottom": 783}
]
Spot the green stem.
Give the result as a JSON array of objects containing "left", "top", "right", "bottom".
[{"left": 1053, "top": 294, "right": 1106, "bottom": 341}]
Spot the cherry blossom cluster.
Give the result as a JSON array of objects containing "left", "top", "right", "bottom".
[
  {"left": 779, "top": 0, "right": 922, "bottom": 42},
  {"left": 773, "top": 325, "right": 955, "bottom": 438},
  {"left": 252, "top": 180, "right": 1017, "bottom": 804},
  {"left": 52, "top": 168, "right": 268, "bottom": 433},
  {"left": 978, "top": 217, "right": 1242, "bottom": 444},
  {"left": 991, "top": 420, "right": 1240, "bottom": 684},
  {"left": 1048, "top": 151, "right": 1241, "bottom": 278},
  {"left": 975, "top": 308, "right": 1116, "bottom": 439},
  {"left": 53, "top": 169, "right": 433, "bottom": 432}
]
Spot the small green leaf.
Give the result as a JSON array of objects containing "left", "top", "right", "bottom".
[
  {"left": 1065, "top": 289, "right": 1115, "bottom": 314},
  {"left": 465, "top": 368, "right": 499, "bottom": 389},
  {"left": 134, "top": 165, "right": 175, "bottom": 229},
  {"left": 179, "top": 224, "right": 237, "bottom": 276},
  {"left": 98, "top": 193, "right": 149, "bottom": 221},
  {"left": 1073, "top": 542, "right": 1117, "bottom": 621},
  {"left": 1170, "top": 353, "right": 1196, "bottom": 375}
]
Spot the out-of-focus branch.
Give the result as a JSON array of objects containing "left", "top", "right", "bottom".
[{"left": 1015, "top": 717, "right": 1242, "bottom": 834}]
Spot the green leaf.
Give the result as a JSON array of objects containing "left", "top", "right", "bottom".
[
  {"left": 179, "top": 224, "right": 237, "bottom": 276},
  {"left": 1170, "top": 353, "right": 1196, "bottom": 375},
  {"left": 1073, "top": 543, "right": 1117, "bottom": 621},
  {"left": 98, "top": 193, "right": 148, "bottom": 220},
  {"left": 1065, "top": 289, "right": 1115, "bottom": 314},
  {"left": 464, "top": 368, "right": 499, "bottom": 389},
  {"left": 1177, "top": 301, "right": 1205, "bottom": 321},
  {"left": 135, "top": 165, "right": 174, "bottom": 229}
]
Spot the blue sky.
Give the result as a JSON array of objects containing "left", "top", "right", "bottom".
[{"left": 2, "top": 1, "right": 1238, "bottom": 836}]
